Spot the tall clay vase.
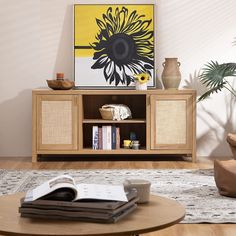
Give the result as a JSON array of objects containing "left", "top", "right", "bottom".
[{"left": 161, "top": 58, "right": 181, "bottom": 89}]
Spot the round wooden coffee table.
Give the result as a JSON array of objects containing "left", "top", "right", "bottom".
[{"left": 0, "top": 193, "right": 185, "bottom": 236}]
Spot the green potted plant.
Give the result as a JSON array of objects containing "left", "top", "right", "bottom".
[
  {"left": 198, "top": 38, "right": 236, "bottom": 158},
  {"left": 198, "top": 62, "right": 236, "bottom": 101},
  {"left": 198, "top": 39, "right": 236, "bottom": 101}
]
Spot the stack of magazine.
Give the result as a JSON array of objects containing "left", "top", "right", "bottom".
[{"left": 19, "top": 175, "right": 138, "bottom": 223}]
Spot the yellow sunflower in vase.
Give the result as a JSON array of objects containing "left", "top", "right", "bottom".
[{"left": 133, "top": 73, "right": 150, "bottom": 90}]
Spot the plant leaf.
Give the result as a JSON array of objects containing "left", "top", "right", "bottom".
[
  {"left": 199, "top": 61, "right": 236, "bottom": 88},
  {"left": 197, "top": 82, "right": 226, "bottom": 101}
]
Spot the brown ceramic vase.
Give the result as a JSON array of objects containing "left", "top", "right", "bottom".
[{"left": 161, "top": 58, "right": 181, "bottom": 89}]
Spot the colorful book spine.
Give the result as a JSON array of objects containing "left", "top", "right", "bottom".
[
  {"left": 98, "top": 127, "right": 102, "bottom": 150},
  {"left": 92, "top": 126, "right": 99, "bottom": 150},
  {"left": 111, "top": 126, "right": 116, "bottom": 150},
  {"left": 116, "top": 127, "right": 120, "bottom": 149},
  {"left": 106, "top": 126, "right": 112, "bottom": 150},
  {"left": 102, "top": 126, "right": 107, "bottom": 150}
]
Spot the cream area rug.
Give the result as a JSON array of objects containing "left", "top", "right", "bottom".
[{"left": 0, "top": 168, "right": 235, "bottom": 223}]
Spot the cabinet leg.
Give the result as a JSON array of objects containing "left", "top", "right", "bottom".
[
  {"left": 32, "top": 153, "right": 38, "bottom": 163},
  {"left": 192, "top": 152, "right": 196, "bottom": 163}
]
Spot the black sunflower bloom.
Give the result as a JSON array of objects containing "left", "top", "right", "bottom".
[{"left": 90, "top": 6, "right": 154, "bottom": 86}]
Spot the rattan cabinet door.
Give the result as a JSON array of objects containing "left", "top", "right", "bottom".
[
  {"left": 150, "top": 94, "right": 193, "bottom": 150},
  {"left": 37, "top": 95, "right": 78, "bottom": 150}
]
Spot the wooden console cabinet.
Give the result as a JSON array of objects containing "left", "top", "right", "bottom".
[{"left": 32, "top": 89, "right": 196, "bottom": 162}]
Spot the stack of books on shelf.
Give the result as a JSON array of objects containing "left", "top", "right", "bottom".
[
  {"left": 92, "top": 125, "right": 120, "bottom": 150},
  {"left": 19, "top": 175, "right": 138, "bottom": 223}
]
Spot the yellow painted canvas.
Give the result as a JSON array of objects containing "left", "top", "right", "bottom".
[{"left": 74, "top": 4, "right": 154, "bottom": 88}]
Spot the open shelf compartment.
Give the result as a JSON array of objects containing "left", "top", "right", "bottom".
[
  {"left": 83, "top": 123, "right": 146, "bottom": 150},
  {"left": 82, "top": 94, "right": 146, "bottom": 120}
]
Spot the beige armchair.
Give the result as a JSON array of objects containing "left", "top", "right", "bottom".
[
  {"left": 214, "top": 159, "right": 236, "bottom": 197},
  {"left": 226, "top": 133, "right": 236, "bottom": 159},
  {"left": 213, "top": 133, "right": 236, "bottom": 197}
]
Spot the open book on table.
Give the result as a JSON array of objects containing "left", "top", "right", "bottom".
[{"left": 24, "top": 175, "right": 128, "bottom": 203}]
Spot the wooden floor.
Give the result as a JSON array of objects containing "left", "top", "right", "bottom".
[{"left": 0, "top": 156, "right": 235, "bottom": 236}]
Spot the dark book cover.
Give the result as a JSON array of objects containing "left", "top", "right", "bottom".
[
  {"left": 20, "top": 204, "right": 137, "bottom": 223},
  {"left": 111, "top": 126, "right": 116, "bottom": 150},
  {"left": 20, "top": 196, "right": 139, "bottom": 215}
]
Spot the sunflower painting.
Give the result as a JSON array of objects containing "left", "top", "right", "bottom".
[{"left": 74, "top": 4, "right": 155, "bottom": 88}]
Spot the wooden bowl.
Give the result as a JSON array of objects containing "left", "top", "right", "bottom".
[
  {"left": 46, "top": 79, "right": 75, "bottom": 90},
  {"left": 99, "top": 108, "right": 114, "bottom": 120}
]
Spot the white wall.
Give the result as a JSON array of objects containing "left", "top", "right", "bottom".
[
  {"left": 156, "top": 0, "right": 236, "bottom": 157},
  {"left": 0, "top": 0, "right": 235, "bottom": 157}
]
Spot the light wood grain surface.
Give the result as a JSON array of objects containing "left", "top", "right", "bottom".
[
  {"left": 0, "top": 157, "right": 235, "bottom": 236},
  {"left": 32, "top": 89, "right": 196, "bottom": 162},
  {"left": 0, "top": 193, "right": 184, "bottom": 236}
]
